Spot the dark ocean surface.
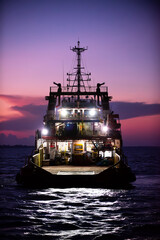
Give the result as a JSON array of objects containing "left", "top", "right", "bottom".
[{"left": 0, "top": 146, "right": 160, "bottom": 240}]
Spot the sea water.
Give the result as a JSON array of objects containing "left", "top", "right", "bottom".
[{"left": 0, "top": 146, "right": 160, "bottom": 240}]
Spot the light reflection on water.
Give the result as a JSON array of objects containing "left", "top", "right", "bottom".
[
  {"left": 1, "top": 146, "right": 160, "bottom": 239},
  {"left": 1, "top": 179, "right": 160, "bottom": 239},
  {"left": 22, "top": 188, "right": 126, "bottom": 239}
]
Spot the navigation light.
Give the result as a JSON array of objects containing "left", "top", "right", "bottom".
[{"left": 42, "top": 128, "right": 48, "bottom": 135}]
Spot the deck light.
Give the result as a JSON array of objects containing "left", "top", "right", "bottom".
[
  {"left": 102, "top": 126, "right": 108, "bottom": 132},
  {"left": 89, "top": 109, "right": 96, "bottom": 117},
  {"left": 61, "top": 109, "right": 68, "bottom": 117},
  {"left": 42, "top": 128, "right": 48, "bottom": 135}
]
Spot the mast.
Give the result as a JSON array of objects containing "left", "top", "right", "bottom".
[{"left": 67, "top": 41, "right": 90, "bottom": 100}]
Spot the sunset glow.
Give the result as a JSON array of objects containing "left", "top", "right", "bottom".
[{"left": 1, "top": 0, "right": 160, "bottom": 145}]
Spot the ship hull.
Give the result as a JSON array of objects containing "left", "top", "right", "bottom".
[{"left": 16, "top": 161, "right": 136, "bottom": 189}]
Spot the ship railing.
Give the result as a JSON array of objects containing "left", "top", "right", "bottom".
[
  {"left": 112, "top": 152, "right": 130, "bottom": 169},
  {"left": 57, "top": 116, "right": 102, "bottom": 121},
  {"left": 113, "top": 153, "right": 121, "bottom": 168},
  {"left": 32, "top": 153, "right": 41, "bottom": 167},
  {"left": 54, "top": 131, "right": 111, "bottom": 138},
  {"left": 61, "top": 99, "right": 97, "bottom": 107},
  {"left": 50, "top": 86, "right": 108, "bottom": 93}
]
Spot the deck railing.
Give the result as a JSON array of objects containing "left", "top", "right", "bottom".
[{"left": 50, "top": 86, "right": 108, "bottom": 93}]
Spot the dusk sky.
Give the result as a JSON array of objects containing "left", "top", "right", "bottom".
[{"left": 0, "top": 0, "right": 160, "bottom": 146}]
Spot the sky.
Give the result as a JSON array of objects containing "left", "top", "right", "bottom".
[{"left": 0, "top": 0, "right": 160, "bottom": 146}]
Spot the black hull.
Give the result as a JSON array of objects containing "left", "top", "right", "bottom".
[{"left": 16, "top": 163, "right": 136, "bottom": 189}]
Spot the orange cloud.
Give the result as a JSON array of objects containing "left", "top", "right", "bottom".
[{"left": 0, "top": 94, "right": 46, "bottom": 122}]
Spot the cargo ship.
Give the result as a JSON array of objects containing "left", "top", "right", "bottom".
[{"left": 16, "top": 41, "right": 136, "bottom": 188}]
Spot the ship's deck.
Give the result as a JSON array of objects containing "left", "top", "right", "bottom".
[{"left": 42, "top": 165, "right": 109, "bottom": 175}]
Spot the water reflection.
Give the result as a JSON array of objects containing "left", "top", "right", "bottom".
[{"left": 22, "top": 188, "right": 127, "bottom": 238}]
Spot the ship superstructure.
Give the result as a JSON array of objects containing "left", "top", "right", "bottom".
[
  {"left": 36, "top": 41, "right": 122, "bottom": 167},
  {"left": 16, "top": 41, "right": 136, "bottom": 188}
]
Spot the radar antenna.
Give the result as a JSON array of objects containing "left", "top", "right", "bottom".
[{"left": 67, "top": 41, "right": 91, "bottom": 99}]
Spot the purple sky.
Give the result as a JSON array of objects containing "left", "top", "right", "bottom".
[{"left": 0, "top": 0, "right": 160, "bottom": 146}]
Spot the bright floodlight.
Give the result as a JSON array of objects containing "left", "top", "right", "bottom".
[
  {"left": 61, "top": 109, "right": 68, "bottom": 117},
  {"left": 42, "top": 128, "right": 48, "bottom": 135},
  {"left": 89, "top": 109, "right": 96, "bottom": 117},
  {"left": 102, "top": 126, "right": 108, "bottom": 132}
]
